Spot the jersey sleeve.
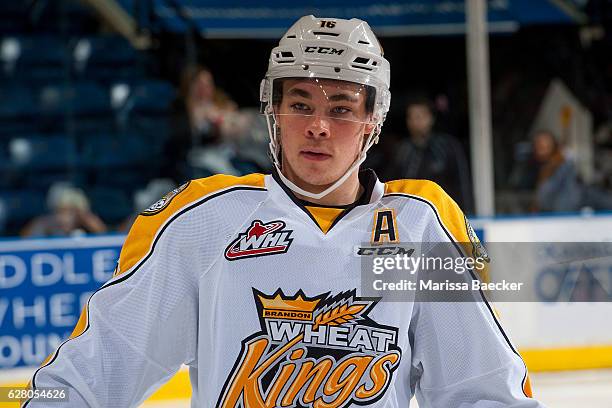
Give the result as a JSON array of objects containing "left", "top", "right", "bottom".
[
  {"left": 410, "top": 187, "right": 538, "bottom": 405},
  {"left": 386, "top": 180, "right": 541, "bottom": 406},
  {"left": 409, "top": 300, "right": 541, "bottom": 407},
  {"left": 24, "top": 189, "right": 200, "bottom": 407}
]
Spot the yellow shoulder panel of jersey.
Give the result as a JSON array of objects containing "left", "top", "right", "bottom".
[
  {"left": 384, "top": 179, "right": 468, "bottom": 242},
  {"left": 117, "top": 173, "right": 266, "bottom": 275},
  {"left": 384, "top": 179, "right": 489, "bottom": 282}
]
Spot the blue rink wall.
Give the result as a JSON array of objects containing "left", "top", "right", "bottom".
[{"left": 0, "top": 235, "right": 124, "bottom": 369}]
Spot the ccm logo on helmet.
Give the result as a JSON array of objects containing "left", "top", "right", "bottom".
[{"left": 304, "top": 46, "right": 345, "bottom": 55}]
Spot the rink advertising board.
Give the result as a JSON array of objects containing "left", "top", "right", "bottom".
[
  {"left": 0, "top": 235, "right": 124, "bottom": 368},
  {"left": 1, "top": 214, "right": 611, "bottom": 371}
]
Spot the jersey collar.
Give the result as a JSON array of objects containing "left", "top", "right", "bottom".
[{"left": 266, "top": 169, "right": 384, "bottom": 234}]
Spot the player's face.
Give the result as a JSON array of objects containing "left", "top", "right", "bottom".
[{"left": 275, "top": 78, "right": 374, "bottom": 189}]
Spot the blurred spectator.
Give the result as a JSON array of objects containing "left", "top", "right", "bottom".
[
  {"left": 593, "top": 121, "right": 612, "bottom": 190},
  {"left": 162, "top": 64, "right": 238, "bottom": 183},
  {"left": 221, "top": 108, "right": 273, "bottom": 173},
  {"left": 21, "top": 183, "right": 107, "bottom": 237},
  {"left": 527, "top": 130, "right": 612, "bottom": 212},
  {"left": 380, "top": 97, "right": 473, "bottom": 212},
  {"left": 508, "top": 140, "right": 539, "bottom": 193}
]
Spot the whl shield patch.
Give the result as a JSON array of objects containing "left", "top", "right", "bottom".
[{"left": 225, "top": 220, "right": 294, "bottom": 261}]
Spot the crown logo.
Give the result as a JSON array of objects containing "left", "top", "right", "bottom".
[{"left": 258, "top": 292, "right": 320, "bottom": 313}]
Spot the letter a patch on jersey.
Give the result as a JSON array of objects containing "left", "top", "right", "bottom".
[
  {"left": 225, "top": 220, "right": 294, "bottom": 260},
  {"left": 371, "top": 208, "right": 399, "bottom": 245}
]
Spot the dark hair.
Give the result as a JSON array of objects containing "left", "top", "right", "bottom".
[
  {"left": 405, "top": 95, "right": 434, "bottom": 114},
  {"left": 179, "top": 64, "right": 212, "bottom": 103},
  {"left": 272, "top": 78, "right": 375, "bottom": 114}
]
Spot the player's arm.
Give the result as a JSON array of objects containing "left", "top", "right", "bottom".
[
  {"left": 408, "top": 188, "right": 541, "bottom": 406},
  {"left": 389, "top": 180, "right": 541, "bottom": 406},
  {"left": 408, "top": 297, "right": 542, "bottom": 407},
  {"left": 23, "top": 212, "right": 198, "bottom": 407}
]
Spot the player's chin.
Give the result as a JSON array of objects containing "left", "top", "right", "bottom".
[{"left": 297, "top": 168, "right": 345, "bottom": 187}]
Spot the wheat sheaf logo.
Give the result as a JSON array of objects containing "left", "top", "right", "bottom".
[{"left": 217, "top": 289, "right": 402, "bottom": 408}]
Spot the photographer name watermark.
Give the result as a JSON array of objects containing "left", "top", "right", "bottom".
[{"left": 372, "top": 277, "right": 524, "bottom": 292}]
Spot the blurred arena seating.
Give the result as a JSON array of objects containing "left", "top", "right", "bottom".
[{"left": 0, "top": 1, "right": 175, "bottom": 236}]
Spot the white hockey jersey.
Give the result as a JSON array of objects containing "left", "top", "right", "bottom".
[{"left": 25, "top": 171, "right": 543, "bottom": 407}]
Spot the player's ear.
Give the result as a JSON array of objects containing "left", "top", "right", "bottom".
[
  {"left": 361, "top": 129, "right": 374, "bottom": 149},
  {"left": 365, "top": 123, "right": 375, "bottom": 135}
]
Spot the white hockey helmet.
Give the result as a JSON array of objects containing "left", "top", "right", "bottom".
[{"left": 260, "top": 15, "right": 391, "bottom": 200}]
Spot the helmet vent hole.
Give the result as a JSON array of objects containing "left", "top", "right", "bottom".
[
  {"left": 334, "top": 67, "right": 340, "bottom": 73},
  {"left": 358, "top": 40, "right": 370, "bottom": 44},
  {"left": 302, "top": 65, "right": 309, "bottom": 70},
  {"left": 273, "top": 50, "right": 296, "bottom": 63},
  {"left": 312, "top": 31, "right": 340, "bottom": 37},
  {"left": 286, "top": 35, "right": 296, "bottom": 38},
  {"left": 350, "top": 57, "right": 375, "bottom": 71}
]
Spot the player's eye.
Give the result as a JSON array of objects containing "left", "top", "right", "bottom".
[
  {"left": 330, "top": 106, "right": 351, "bottom": 115},
  {"left": 290, "top": 102, "right": 311, "bottom": 112}
]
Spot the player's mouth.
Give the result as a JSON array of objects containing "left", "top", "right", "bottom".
[{"left": 300, "top": 149, "right": 332, "bottom": 161}]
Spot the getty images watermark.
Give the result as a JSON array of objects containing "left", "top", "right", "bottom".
[
  {"left": 359, "top": 242, "right": 612, "bottom": 302},
  {"left": 371, "top": 252, "right": 523, "bottom": 292}
]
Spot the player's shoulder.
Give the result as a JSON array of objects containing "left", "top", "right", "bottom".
[
  {"left": 383, "top": 178, "right": 490, "bottom": 277},
  {"left": 141, "top": 173, "right": 266, "bottom": 217},
  {"left": 190, "top": 173, "right": 267, "bottom": 197},
  {"left": 116, "top": 173, "right": 267, "bottom": 275},
  {"left": 383, "top": 178, "right": 468, "bottom": 242},
  {"left": 187, "top": 173, "right": 267, "bottom": 203},
  {"left": 384, "top": 178, "right": 454, "bottom": 210}
]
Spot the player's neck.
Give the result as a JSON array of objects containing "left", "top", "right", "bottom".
[{"left": 283, "top": 170, "right": 363, "bottom": 207}]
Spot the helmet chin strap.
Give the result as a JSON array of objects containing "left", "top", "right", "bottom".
[
  {"left": 275, "top": 153, "right": 366, "bottom": 201},
  {"left": 273, "top": 127, "right": 379, "bottom": 201}
]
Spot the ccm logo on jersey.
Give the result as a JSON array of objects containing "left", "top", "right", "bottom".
[
  {"left": 356, "top": 246, "right": 414, "bottom": 256},
  {"left": 225, "top": 220, "right": 294, "bottom": 260}
]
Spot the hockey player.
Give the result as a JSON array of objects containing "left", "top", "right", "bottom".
[{"left": 24, "top": 16, "right": 543, "bottom": 407}]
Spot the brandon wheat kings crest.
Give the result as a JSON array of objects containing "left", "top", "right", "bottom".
[{"left": 217, "top": 289, "right": 402, "bottom": 408}]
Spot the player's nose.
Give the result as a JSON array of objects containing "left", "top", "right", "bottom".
[{"left": 305, "top": 115, "right": 330, "bottom": 139}]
